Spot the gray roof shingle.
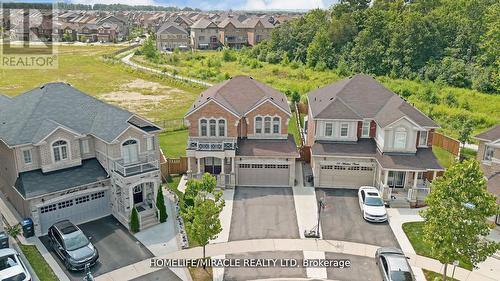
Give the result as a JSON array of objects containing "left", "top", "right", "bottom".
[
  {"left": 474, "top": 125, "right": 500, "bottom": 142},
  {"left": 157, "top": 22, "right": 188, "bottom": 35},
  {"left": 237, "top": 135, "right": 299, "bottom": 157},
  {"left": 0, "top": 83, "right": 138, "bottom": 146}
]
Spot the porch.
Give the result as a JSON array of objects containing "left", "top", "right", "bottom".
[{"left": 187, "top": 156, "right": 236, "bottom": 189}]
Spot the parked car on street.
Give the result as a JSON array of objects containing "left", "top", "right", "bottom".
[
  {"left": 0, "top": 248, "right": 31, "bottom": 281},
  {"left": 375, "top": 247, "right": 415, "bottom": 281},
  {"left": 358, "top": 186, "right": 388, "bottom": 222},
  {"left": 48, "top": 220, "right": 99, "bottom": 271}
]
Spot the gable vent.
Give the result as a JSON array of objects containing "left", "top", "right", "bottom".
[{"left": 330, "top": 97, "right": 334, "bottom": 101}]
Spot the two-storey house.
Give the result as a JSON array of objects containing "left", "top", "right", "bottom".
[
  {"left": 474, "top": 125, "right": 500, "bottom": 225},
  {"left": 184, "top": 76, "right": 299, "bottom": 188},
  {"left": 243, "top": 18, "right": 274, "bottom": 46},
  {"left": 306, "top": 74, "right": 443, "bottom": 207},
  {"left": 218, "top": 18, "right": 248, "bottom": 49},
  {"left": 190, "top": 18, "right": 220, "bottom": 50},
  {"left": 156, "top": 23, "right": 190, "bottom": 51},
  {"left": 0, "top": 83, "right": 162, "bottom": 235}
]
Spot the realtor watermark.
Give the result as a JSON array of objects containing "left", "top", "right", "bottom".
[
  {"left": 150, "top": 258, "right": 352, "bottom": 269},
  {"left": 0, "top": 2, "right": 58, "bottom": 69}
]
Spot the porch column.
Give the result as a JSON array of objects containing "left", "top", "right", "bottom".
[
  {"left": 433, "top": 170, "right": 437, "bottom": 180},
  {"left": 221, "top": 157, "right": 225, "bottom": 174},
  {"left": 231, "top": 157, "right": 235, "bottom": 173},
  {"left": 384, "top": 170, "right": 389, "bottom": 186},
  {"left": 187, "top": 157, "right": 191, "bottom": 173},
  {"left": 413, "top": 171, "right": 418, "bottom": 188},
  {"left": 197, "top": 157, "right": 201, "bottom": 174}
]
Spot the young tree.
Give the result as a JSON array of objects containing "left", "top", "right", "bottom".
[
  {"left": 420, "top": 160, "right": 500, "bottom": 281},
  {"left": 458, "top": 119, "right": 473, "bottom": 149},
  {"left": 129, "top": 207, "right": 140, "bottom": 233},
  {"left": 181, "top": 174, "right": 224, "bottom": 268},
  {"left": 156, "top": 186, "right": 168, "bottom": 223}
]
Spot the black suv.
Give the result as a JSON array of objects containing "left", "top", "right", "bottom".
[{"left": 48, "top": 220, "right": 99, "bottom": 271}]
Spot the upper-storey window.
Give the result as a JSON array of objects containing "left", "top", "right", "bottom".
[
  {"left": 255, "top": 115, "right": 281, "bottom": 135},
  {"left": 362, "top": 121, "right": 370, "bottom": 138},
  {"left": 23, "top": 149, "right": 32, "bottom": 164},
  {"left": 81, "top": 139, "right": 90, "bottom": 154},
  {"left": 218, "top": 120, "right": 226, "bottom": 137},
  {"left": 325, "top": 123, "right": 333, "bottom": 137},
  {"left": 52, "top": 140, "right": 69, "bottom": 162},
  {"left": 394, "top": 127, "right": 407, "bottom": 149},
  {"left": 199, "top": 118, "right": 226, "bottom": 137},
  {"left": 484, "top": 145, "right": 494, "bottom": 161},
  {"left": 273, "top": 117, "right": 280, "bottom": 134},
  {"left": 264, "top": 117, "right": 271, "bottom": 134},
  {"left": 340, "top": 123, "right": 349, "bottom": 137},
  {"left": 255, "top": 117, "right": 262, "bottom": 134},
  {"left": 209, "top": 120, "right": 217, "bottom": 136},
  {"left": 200, "top": 120, "right": 208, "bottom": 136},
  {"left": 122, "top": 139, "right": 139, "bottom": 164},
  {"left": 419, "top": 130, "right": 428, "bottom": 147}
]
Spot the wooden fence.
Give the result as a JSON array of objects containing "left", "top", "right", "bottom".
[
  {"left": 298, "top": 146, "right": 311, "bottom": 163},
  {"left": 432, "top": 132, "right": 460, "bottom": 156},
  {"left": 160, "top": 154, "right": 188, "bottom": 181},
  {"left": 154, "top": 119, "right": 187, "bottom": 132}
]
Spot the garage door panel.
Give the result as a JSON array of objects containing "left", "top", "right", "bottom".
[
  {"left": 319, "top": 164, "right": 374, "bottom": 189},
  {"left": 238, "top": 163, "right": 290, "bottom": 186},
  {"left": 39, "top": 190, "right": 111, "bottom": 235}
]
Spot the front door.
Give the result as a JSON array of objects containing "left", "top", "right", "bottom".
[
  {"left": 204, "top": 157, "right": 222, "bottom": 174},
  {"left": 133, "top": 185, "right": 143, "bottom": 204},
  {"left": 388, "top": 171, "right": 405, "bottom": 188}
]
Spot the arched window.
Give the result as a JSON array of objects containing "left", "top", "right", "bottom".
[
  {"left": 200, "top": 119, "right": 207, "bottom": 136},
  {"left": 394, "top": 127, "right": 407, "bottom": 149},
  {"left": 264, "top": 117, "right": 271, "bottom": 134},
  {"left": 209, "top": 119, "right": 217, "bottom": 137},
  {"left": 52, "top": 140, "right": 68, "bottom": 162},
  {"left": 122, "top": 139, "right": 139, "bottom": 164},
  {"left": 255, "top": 117, "right": 262, "bottom": 134},
  {"left": 218, "top": 120, "right": 225, "bottom": 137},
  {"left": 273, "top": 117, "right": 280, "bottom": 134}
]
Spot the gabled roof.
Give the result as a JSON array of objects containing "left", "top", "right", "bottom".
[
  {"left": 191, "top": 18, "right": 217, "bottom": 29},
  {"left": 242, "top": 17, "right": 275, "bottom": 28},
  {"left": 308, "top": 74, "right": 438, "bottom": 128},
  {"left": 0, "top": 83, "right": 159, "bottom": 147},
  {"left": 474, "top": 125, "right": 500, "bottom": 142},
  {"left": 185, "top": 76, "right": 290, "bottom": 118},
  {"left": 157, "top": 23, "right": 188, "bottom": 35},
  {"left": 218, "top": 18, "right": 245, "bottom": 29}
]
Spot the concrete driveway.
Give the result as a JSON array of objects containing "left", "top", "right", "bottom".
[
  {"left": 229, "top": 187, "right": 300, "bottom": 241},
  {"left": 325, "top": 253, "right": 382, "bottom": 281},
  {"left": 131, "top": 269, "right": 182, "bottom": 281},
  {"left": 224, "top": 251, "right": 306, "bottom": 281},
  {"left": 316, "top": 189, "right": 399, "bottom": 247},
  {"left": 40, "top": 216, "right": 154, "bottom": 281}
]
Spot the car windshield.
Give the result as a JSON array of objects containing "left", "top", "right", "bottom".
[
  {"left": 64, "top": 231, "right": 89, "bottom": 251},
  {"left": 365, "top": 197, "right": 384, "bottom": 206},
  {"left": 4, "top": 273, "right": 27, "bottom": 281},
  {"left": 390, "top": 270, "right": 413, "bottom": 281},
  {"left": 0, "top": 254, "right": 18, "bottom": 270}
]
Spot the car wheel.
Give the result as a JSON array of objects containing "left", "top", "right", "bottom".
[{"left": 64, "top": 260, "right": 71, "bottom": 271}]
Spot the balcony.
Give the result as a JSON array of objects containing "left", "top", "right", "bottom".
[
  {"left": 113, "top": 154, "right": 159, "bottom": 177},
  {"left": 187, "top": 138, "right": 237, "bottom": 151}
]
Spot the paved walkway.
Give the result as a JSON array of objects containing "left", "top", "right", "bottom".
[
  {"left": 121, "top": 53, "right": 213, "bottom": 87},
  {"left": 95, "top": 237, "right": 497, "bottom": 281}
]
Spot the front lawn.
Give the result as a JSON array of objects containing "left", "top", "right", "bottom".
[
  {"left": 289, "top": 112, "right": 302, "bottom": 145},
  {"left": 432, "top": 146, "right": 456, "bottom": 169},
  {"left": 423, "top": 269, "right": 459, "bottom": 281},
  {"left": 402, "top": 222, "right": 473, "bottom": 270},
  {"left": 188, "top": 266, "right": 212, "bottom": 281},
  {"left": 159, "top": 130, "right": 188, "bottom": 158},
  {"left": 18, "top": 244, "right": 58, "bottom": 281}
]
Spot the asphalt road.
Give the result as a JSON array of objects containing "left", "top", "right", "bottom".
[
  {"left": 325, "top": 252, "right": 382, "bottom": 281},
  {"left": 131, "top": 269, "right": 182, "bottom": 281},
  {"left": 316, "top": 188, "right": 399, "bottom": 247},
  {"left": 229, "top": 187, "right": 300, "bottom": 241}
]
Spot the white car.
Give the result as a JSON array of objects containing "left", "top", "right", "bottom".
[
  {"left": 358, "top": 186, "right": 388, "bottom": 222},
  {"left": 0, "top": 248, "right": 32, "bottom": 281}
]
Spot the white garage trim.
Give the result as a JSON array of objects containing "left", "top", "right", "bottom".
[
  {"left": 318, "top": 162, "right": 376, "bottom": 189},
  {"left": 237, "top": 162, "right": 292, "bottom": 187}
]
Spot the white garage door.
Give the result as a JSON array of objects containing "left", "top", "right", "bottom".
[
  {"left": 319, "top": 164, "right": 374, "bottom": 189},
  {"left": 238, "top": 163, "right": 290, "bottom": 186},
  {"left": 38, "top": 190, "right": 111, "bottom": 235}
]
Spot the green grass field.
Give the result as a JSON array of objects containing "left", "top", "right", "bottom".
[
  {"left": 18, "top": 244, "right": 58, "bottom": 281},
  {"left": 432, "top": 146, "right": 457, "bottom": 168}
]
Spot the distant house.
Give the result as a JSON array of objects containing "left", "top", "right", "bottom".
[
  {"left": 156, "top": 23, "right": 190, "bottom": 51},
  {"left": 190, "top": 18, "right": 220, "bottom": 50},
  {"left": 243, "top": 18, "right": 275, "bottom": 46},
  {"left": 474, "top": 125, "right": 500, "bottom": 225},
  {"left": 218, "top": 18, "right": 248, "bottom": 49},
  {"left": 97, "top": 15, "right": 128, "bottom": 41}
]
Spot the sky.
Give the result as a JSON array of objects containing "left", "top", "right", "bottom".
[{"left": 6, "top": 0, "right": 339, "bottom": 11}]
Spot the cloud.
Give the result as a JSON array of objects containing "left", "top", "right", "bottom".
[{"left": 242, "top": 0, "right": 325, "bottom": 10}]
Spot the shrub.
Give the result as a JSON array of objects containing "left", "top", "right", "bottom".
[
  {"left": 129, "top": 207, "right": 140, "bottom": 233},
  {"left": 291, "top": 91, "right": 301, "bottom": 103},
  {"left": 6, "top": 224, "right": 21, "bottom": 237},
  {"left": 444, "top": 92, "right": 458, "bottom": 107},
  {"left": 265, "top": 51, "right": 282, "bottom": 64},
  {"left": 156, "top": 186, "right": 168, "bottom": 223},
  {"left": 222, "top": 48, "right": 236, "bottom": 62},
  {"left": 314, "top": 61, "right": 328, "bottom": 71},
  {"left": 290, "top": 60, "right": 302, "bottom": 69}
]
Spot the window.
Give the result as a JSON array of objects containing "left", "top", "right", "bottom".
[
  {"left": 147, "top": 136, "right": 154, "bottom": 151},
  {"left": 325, "top": 123, "right": 333, "bottom": 137},
  {"left": 255, "top": 117, "right": 262, "bottom": 134},
  {"left": 419, "top": 131, "right": 428, "bottom": 146},
  {"left": 22, "top": 149, "right": 32, "bottom": 164},
  {"left": 264, "top": 117, "right": 271, "bottom": 134},
  {"left": 394, "top": 128, "right": 407, "bottom": 149},
  {"left": 239, "top": 164, "right": 251, "bottom": 169},
  {"left": 251, "top": 164, "right": 263, "bottom": 168},
  {"left": 40, "top": 204, "right": 56, "bottom": 213},
  {"left": 340, "top": 123, "right": 349, "bottom": 137},
  {"left": 484, "top": 146, "right": 494, "bottom": 161},
  {"left": 81, "top": 139, "right": 90, "bottom": 154},
  {"left": 209, "top": 119, "right": 217, "bottom": 137},
  {"left": 200, "top": 119, "right": 207, "bottom": 136},
  {"left": 52, "top": 140, "right": 68, "bottom": 162},
  {"left": 362, "top": 121, "right": 370, "bottom": 137},
  {"left": 218, "top": 120, "right": 225, "bottom": 137},
  {"left": 273, "top": 117, "right": 280, "bottom": 134},
  {"left": 57, "top": 199, "right": 73, "bottom": 209}
]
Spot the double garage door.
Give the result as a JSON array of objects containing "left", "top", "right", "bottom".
[
  {"left": 38, "top": 190, "right": 111, "bottom": 235},
  {"left": 237, "top": 163, "right": 290, "bottom": 186},
  {"left": 319, "top": 163, "right": 375, "bottom": 189}
]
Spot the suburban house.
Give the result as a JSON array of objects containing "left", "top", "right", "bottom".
[
  {"left": 190, "top": 18, "right": 220, "bottom": 50},
  {"left": 96, "top": 15, "right": 128, "bottom": 42},
  {"left": 218, "top": 18, "right": 248, "bottom": 49},
  {"left": 243, "top": 18, "right": 274, "bottom": 46},
  {"left": 156, "top": 23, "right": 190, "bottom": 51},
  {"left": 474, "top": 125, "right": 500, "bottom": 225},
  {"left": 306, "top": 74, "right": 444, "bottom": 207},
  {"left": 0, "top": 83, "right": 162, "bottom": 236},
  {"left": 184, "top": 76, "right": 299, "bottom": 188}
]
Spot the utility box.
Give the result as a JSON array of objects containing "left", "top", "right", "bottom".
[
  {"left": 20, "top": 218, "right": 34, "bottom": 238},
  {"left": 0, "top": 232, "right": 8, "bottom": 249}
]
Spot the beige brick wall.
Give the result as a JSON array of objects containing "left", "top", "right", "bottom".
[
  {"left": 246, "top": 101, "right": 289, "bottom": 137},
  {"left": 0, "top": 141, "right": 17, "bottom": 191},
  {"left": 477, "top": 142, "right": 500, "bottom": 175},
  {"left": 39, "top": 128, "right": 81, "bottom": 167},
  {"left": 185, "top": 101, "right": 239, "bottom": 137},
  {"left": 15, "top": 145, "right": 41, "bottom": 173},
  {"left": 110, "top": 127, "right": 149, "bottom": 158}
]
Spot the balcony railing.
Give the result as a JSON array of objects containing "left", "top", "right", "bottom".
[
  {"left": 113, "top": 154, "right": 159, "bottom": 177},
  {"left": 187, "top": 138, "right": 237, "bottom": 151}
]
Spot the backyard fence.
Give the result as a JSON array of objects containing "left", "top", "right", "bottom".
[
  {"left": 160, "top": 152, "right": 188, "bottom": 182},
  {"left": 298, "top": 146, "right": 311, "bottom": 163},
  {"left": 297, "top": 102, "right": 308, "bottom": 115},
  {"left": 432, "top": 132, "right": 460, "bottom": 156},
  {"left": 154, "top": 119, "right": 187, "bottom": 132}
]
